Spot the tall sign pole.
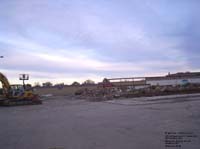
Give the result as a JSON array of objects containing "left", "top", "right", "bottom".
[{"left": 19, "top": 74, "right": 29, "bottom": 89}]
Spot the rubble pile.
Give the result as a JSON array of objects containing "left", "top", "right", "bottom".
[
  {"left": 75, "top": 88, "right": 122, "bottom": 101},
  {"left": 74, "top": 84, "right": 200, "bottom": 101},
  {"left": 123, "top": 84, "right": 200, "bottom": 98}
]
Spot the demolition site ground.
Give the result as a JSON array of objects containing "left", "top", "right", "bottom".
[{"left": 0, "top": 94, "right": 200, "bottom": 149}]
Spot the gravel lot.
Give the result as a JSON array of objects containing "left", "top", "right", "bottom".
[{"left": 0, "top": 94, "right": 200, "bottom": 149}]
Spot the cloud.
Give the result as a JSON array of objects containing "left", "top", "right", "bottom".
[{"left": 0, "top": 0, "right": 200, "bottom": 84}]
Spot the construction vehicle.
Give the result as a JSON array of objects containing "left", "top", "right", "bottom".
[{"left": 0, "top": 72, "right": 42, "bottom": 106}]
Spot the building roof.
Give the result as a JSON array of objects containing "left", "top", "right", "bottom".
[{"left": 146, "top": 72, "right": 200, "bottom": 81}]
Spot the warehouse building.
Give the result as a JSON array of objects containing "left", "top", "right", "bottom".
[
  {"left": 104, "top": 72, "right": 200, "bottom": 88},
  {"left": 146, "top": 72, "right": 200, "bottom": 86}
]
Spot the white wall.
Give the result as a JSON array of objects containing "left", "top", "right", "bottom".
[
  {"left": 146, "top": 78, "right": 200, "bottom": 86},
  {"left": 188, "top": 78, "right": 200, "bottom": 84},
  {"left": 135, "top": 85, "right": 149, "bottom": 89}
]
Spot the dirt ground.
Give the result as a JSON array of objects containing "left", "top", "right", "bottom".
[
  {"left": 34, "top": 85, "right": 97, "bottom": 96},
  {"left": 0, "top": 94, "right": 200, "bottom": 149}
]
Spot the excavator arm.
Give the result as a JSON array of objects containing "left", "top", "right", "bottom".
[{"left": 0, "top": 72, "right": 11, "bottom": 97}]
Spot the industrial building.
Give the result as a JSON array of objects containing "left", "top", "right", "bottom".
[
  {"left": 103, "top": 72, "right": 200, "bottom": 88},
  {"left": 146, "top": 72, "right": 200, "bottom": 86}
]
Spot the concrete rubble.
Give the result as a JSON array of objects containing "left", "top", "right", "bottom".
[{"left": 74, "top": 83, "right": 200, "bottom": 101}]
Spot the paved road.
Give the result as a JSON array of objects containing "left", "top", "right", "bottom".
[{"left": 0, "top": 95, "right": 200, "bottom": 149}]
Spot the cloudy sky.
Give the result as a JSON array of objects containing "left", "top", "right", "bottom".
[{"left": 0, "top": 0, "right": 200, "bottom": 85}]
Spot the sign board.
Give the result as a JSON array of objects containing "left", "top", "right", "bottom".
[{"left": 19, "top": 74, "right": 29, "bottom": 80}]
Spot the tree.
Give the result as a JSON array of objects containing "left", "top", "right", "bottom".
[
  {"left": 34, "top": 82, "right": 41, "bottom": 87},
  {"left": 71, "top": 81, "right": 80, "bottom": 86},
  {"left": 54, "top": 83, "right": 64, "bottom": 89},
  {"left": 54, "top": 83, "right": 64, "bottom": 86},
  {"left": 82, "top": 79, "right": 95, "bottom": 85},
  {"left": 42, "top": 82, "right": 53, "bottom": 87}
]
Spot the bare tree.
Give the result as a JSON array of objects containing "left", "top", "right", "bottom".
[
  {"left": 82, "top": 79, "right": 95, "bottom": 85},
  {"left": 42, "top": 82, "right": 53, "bottom": 87},
  {"left": 71, "top": 81, "right": 80, "bottom": 86},
  {"left": 34, "top": 82, "right": 41, "bottom": 87}
]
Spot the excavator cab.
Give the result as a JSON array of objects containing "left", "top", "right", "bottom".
[{"left": 10, "top": 84, "right": 25, "bottom": 97}]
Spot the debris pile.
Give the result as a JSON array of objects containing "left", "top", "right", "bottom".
[
  {"left": 74, "top": 83, "right": 200, "bottom": 101},
  {"left": 75, "top": 88, "right": 122, "bottom": 101}
]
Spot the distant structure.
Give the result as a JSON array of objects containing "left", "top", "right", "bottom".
[
  {"left": 100, "top": 72, "right": 200, "bottom": 88},
  {"left": 146, "top": 72, "right": 200, "bottom": 86}
]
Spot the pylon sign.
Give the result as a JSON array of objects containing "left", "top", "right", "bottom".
[
  {"left": 19, "top": 74, "right": 29, "bottom": 80},
  {"left": 19, "top": 74, "right": 29, "bottom": 87}
]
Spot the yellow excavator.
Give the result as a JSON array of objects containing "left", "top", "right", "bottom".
[{"left": 0, "top": 72, "right": 42, "bottom": 106}]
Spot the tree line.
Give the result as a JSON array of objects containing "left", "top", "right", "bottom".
[{"left": 34, "top": 79, "right": 95, "bottom": 87}]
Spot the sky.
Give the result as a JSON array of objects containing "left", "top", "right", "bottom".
[{"left": 0, "top": 0, "right": 200, "bottom": 85}]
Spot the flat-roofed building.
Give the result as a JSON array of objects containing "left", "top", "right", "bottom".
[
  {"left": 146, "top": 72, "right": 200, "bottom": 86},
  {"left": 103, "top": 72, "right": 200, "bottom": 88}
]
